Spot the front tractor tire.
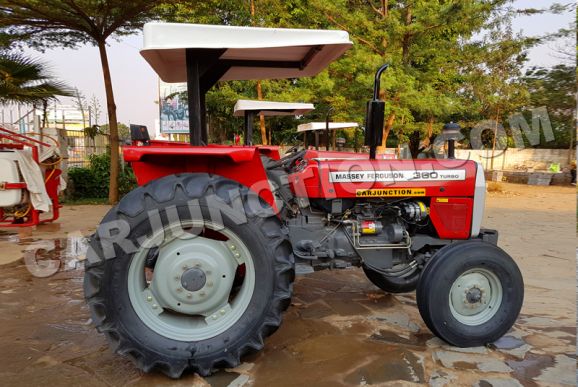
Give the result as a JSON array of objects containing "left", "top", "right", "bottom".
[
  {"left": 416, "top": 241, "right": 523, "bottom": 347},
  {"left": 83, "top": 173, "right": 294, "bottom": 378}
]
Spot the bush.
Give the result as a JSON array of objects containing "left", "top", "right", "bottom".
[{"left": 68, "top": 153, "right": 137, "bottom": 200}]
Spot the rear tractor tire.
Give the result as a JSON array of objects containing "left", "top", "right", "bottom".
[
  {"left": 83, "top": 173, "right": 295, "bottom": 377},
  {"left": 416, "top": 240, "right": 523, "bottom": 347}
]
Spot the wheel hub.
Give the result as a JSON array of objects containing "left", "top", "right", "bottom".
[
  {"left": 466, "top": 287, "right": 483, "bottom": 304},
  {"left": 148, "top": 237, "right": 238, "bottom": 316},
  {"left": 181, "top": 267, "right": 206, "bottom": 292},
  {"left": 449, "top": 268, "right": 503, "bottom": 326}
]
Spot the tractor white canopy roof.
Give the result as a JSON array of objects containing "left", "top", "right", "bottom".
[
  {"left": 233, "top": 100, "right": 315, "bottom": 117},
  {"left": 297, "top": 122, "right": 359, "bottom": 132},
  {"left": 141, "top": 23, "right": 352, "bottom": 83}
]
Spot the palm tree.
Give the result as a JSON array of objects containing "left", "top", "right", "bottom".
[{"left": 0, "top": 53, "right": 72, "bottom": 105}]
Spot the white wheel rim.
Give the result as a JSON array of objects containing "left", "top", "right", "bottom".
[
  {"left": 449, "top": 268, "right": 502, "bottom": 326},
  {"left": 127, "top": 220, "right": 256, "bottom": 341}
]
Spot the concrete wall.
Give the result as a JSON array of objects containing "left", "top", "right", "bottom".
[
  {"left": 485, "top": 170, "right": 572, "bottom": 185},
  {"left": 455, "top": 148, "right": 573, "bottom": 171},
  {"left": 278, "top": 146, "right": 572, "bottom": 171}
]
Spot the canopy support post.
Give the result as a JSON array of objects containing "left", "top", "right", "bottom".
[
  {"left": 186, "top": 49, "right": 203, "bottom": 146},
  {"left": 325, "top": 107, "right": 333, "bottom": 151},
  {"left": 185, "top": 48, "right": 228, "bottom": 146},
  {"left": 200, "top": 92, "right": 207, "bottom": 144},
  {"left": 244, "top": 111, "right": 255, "bottom": 145}
]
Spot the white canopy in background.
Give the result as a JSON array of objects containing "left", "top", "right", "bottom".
[
  {"left": 141, "top": 23, "right": 352, "bottom": 83},
  {"left": 297, "top": 122, "right": 359, "bottom": 133},
  {"left": 233, "top": 100, "right": 315, "bottom": 117}
]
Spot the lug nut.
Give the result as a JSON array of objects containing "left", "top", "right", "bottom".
[
  {"left": 207, "top": 281, "right": 213, "bottom": 287},
  {"left": 152, "top": 304, "right": 158, "bottom": 309},
  {"left": 182, "top": 265, "right": 188, "bottom": 271},
  {"left": 234, "top": 252, "right": 241, "bottom": 258},
  {"left": 187, "top": 293, "right": 192, "bottom": 299},
  {"left": 146, "top": 295, "right": 152, "bottom": 302},
  {"left": 220, "top": 309, "right": 225, "bottom": 315},
  {"left": 212, "top": 314, "right": 217, "bottom": 320},
  {"left": 200, "top": 291, "right": 206, "bottom": 297},
  {"left": 230, "top": 245, "right": 236, "bottom": 250},
  {"left": 176, "top": 288, "right": 183, "bottom": 293}
]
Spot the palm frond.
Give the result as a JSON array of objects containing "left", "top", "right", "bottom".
[{"left": 0, "top": 53, "right": 73, "bottom": 105}]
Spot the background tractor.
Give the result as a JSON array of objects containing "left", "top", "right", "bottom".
[{"left": 84, "top": 22, "right": 524, "bottom": 378}]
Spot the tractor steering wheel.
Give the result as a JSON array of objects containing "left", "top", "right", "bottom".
[
  {"left": 266, "top": 149, "right": 307, "bottom": 170},
  {"left": 284, "top": 145, "right": 300, "bottom": 154}
]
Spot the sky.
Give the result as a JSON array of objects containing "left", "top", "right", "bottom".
[{"left": 2, "top": 0, "right": 575, "bottom": 132}]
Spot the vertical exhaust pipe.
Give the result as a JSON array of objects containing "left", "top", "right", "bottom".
[
  {"left": 364, "top": 64, "right": 389, "bottom": 159},
  {"left": 442, "top": 122, "right": 461, "bottom": 159}
]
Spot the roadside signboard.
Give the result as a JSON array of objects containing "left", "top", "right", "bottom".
[{"left": 159, "top": 81, "right": 189, "bottom": 134}]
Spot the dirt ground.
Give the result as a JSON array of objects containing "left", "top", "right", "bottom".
[{"left": 0, "top": 183, "right": 575, "bottom": 386}]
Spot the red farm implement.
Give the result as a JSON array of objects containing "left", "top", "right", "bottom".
[{"left": 0, "top": 126, "right": 61, "bottom": 227}]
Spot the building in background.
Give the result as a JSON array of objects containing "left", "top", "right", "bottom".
[
  {"left": 1, "top": 103, "right": 90, "bottom": 133},
  {"left": 43, "top": 104, "right": 89, "bottom": 131}
]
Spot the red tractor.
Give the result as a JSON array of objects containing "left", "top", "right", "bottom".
[{"left": 84, "top": 23, "right": 523, "bottom": 378}]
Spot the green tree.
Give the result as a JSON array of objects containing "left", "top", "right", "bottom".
[
  {"left": 160, "top": 0, "right": 539, "bottom": 157},
  {"left": 461, "top": 21, "right": 532, "bottom": 167},
  {"left": 0, "top": 0, "right": 173, "bottom": 203},
  {"left": 99, "top": 122, "right": 131, "bottom": 143},
  {"left": 297, "top": 0, "right": 513, "bottom": 151},
  {"left": 522, "top": 65, "right": 576, "bottom": 150},
  {"left": 251, "top": 0, "right": 531, "bottom": 154}
]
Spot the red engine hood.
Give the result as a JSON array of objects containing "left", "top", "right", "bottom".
[{"left": 289, "top": 158, "right": 478, "bottom": 199}]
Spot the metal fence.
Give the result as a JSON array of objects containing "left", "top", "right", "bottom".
[{"left": 64, "top": 130, "right": 109, "bottom": 168}]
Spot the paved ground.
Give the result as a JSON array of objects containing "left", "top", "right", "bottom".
[{"left": 0, "top": 183, "right": 575, "bottom": 386}]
